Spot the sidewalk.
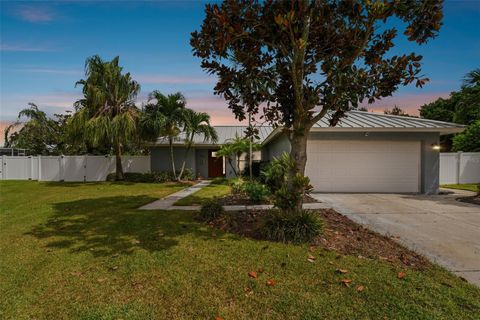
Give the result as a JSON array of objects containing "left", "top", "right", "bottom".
[{"left": 139, "top": 181, "right": 330, "bottom": 211}]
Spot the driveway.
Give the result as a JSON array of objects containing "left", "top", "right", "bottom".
[{"left": 311, "top": 190, "right": 480, "bottom": 286}]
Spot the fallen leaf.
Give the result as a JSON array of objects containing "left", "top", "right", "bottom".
[
  {"left": 266, "top": 279, "right": 277, "bottom": 287},
  {"left": 248, "top": 271, "right": 257, "bottom": 278},
  {"left": 110, "top": 266, "right": 118, "bottom": 271},
  {"left": 215, "top": 317, "right": 224, "bottom": 320},
  {"left": 307, "top": 254, "right": 316, "bottom": 263},
  {"left": 397, "top": 271, "right": 406, "bottom": 279},
  {"left": 336, "top": 269, "right": 348, "bottom": 274},
  {"left": 357, "top": 285, "right": 365, "bottom": 292},
  {"left": 340, "top": 279, "right": 352, "bottom": 287},
  {"left": 244, "top": 287, "right": 254, "bottom": 296},
  {"left": 131, "top": 239, "right": 140, "bottom": 245},
  {"left": 70, "top": 271, "right": 83, "bottom": 277},
  {"left": 328, "top": 261, "right": 334, "bottom": 265},
  {"left": 97, "top": 278, "right": 107, "bottom": 283},
  {"left": 308, "top": 246, "right": 316, "bottom": 252}
]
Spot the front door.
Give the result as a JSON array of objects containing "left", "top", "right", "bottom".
[{"left": 208, "top": 150, "right": 223, "bottom": 178}]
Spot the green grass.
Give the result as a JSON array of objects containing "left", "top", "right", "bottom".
[
  {"left": 1, "top": 181, "right": 479, "bottom": 319},
  {"left": 441, "top": 184, "right": 479, "bottom": 192},
  {"left": 174, "top": 178, "right": 232, "bottom": 206}
]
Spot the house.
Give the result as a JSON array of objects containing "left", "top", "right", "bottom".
[{"left": 150, "top": 111, "right": 464, "bottom": 194}]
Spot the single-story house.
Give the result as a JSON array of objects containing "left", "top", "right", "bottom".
[{"left": 150, "top": 111, "right": 464, "bottom": 194}]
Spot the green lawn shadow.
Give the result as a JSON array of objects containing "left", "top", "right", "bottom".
[{"left": 26, "top": 195, "right": 217, "bottom": 257}]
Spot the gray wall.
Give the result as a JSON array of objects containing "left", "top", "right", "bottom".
[
  {"left": 263, "top": 131, "right": 440, "bottom": 194},
  {"left": 150, "top": 147, "right": 196, "bottom": 175},
  {"left": 195, "top": 149, "right": 209, "bottom": 179},
  {"left": 262, "top": 134, "right": 291, "bottom": 160}
]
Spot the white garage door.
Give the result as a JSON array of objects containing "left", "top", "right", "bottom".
[{"left": 306, "top": 140, "right": 420, "bottom": 193}]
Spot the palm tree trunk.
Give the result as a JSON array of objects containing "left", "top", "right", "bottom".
[
  {"left": 169, "top": 136, "right": 177, "bottom": 180},
  {"left": 115, "top": 142, "right": 124, "bottom": 181},
  {"left": 178, "top": 135, "right": 193, "bottom": 180},
  {"left": 178, "top": 144, "right": 192, "bottom": 180}
]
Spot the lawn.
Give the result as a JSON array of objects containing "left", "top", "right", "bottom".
[
  {"left": 174, "top": 178, "right": 231, "bottom": 206},
  {"left": 1, "top": 181, "right": 479, "bottom": 319},
  {"left": 441, "top": 184, "right": 479, "bottom": 193}
]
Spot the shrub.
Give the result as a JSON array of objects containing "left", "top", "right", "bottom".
[
  {"left": 199, "top": 198, "right": 225, "bottom": 221},
  {"left": 261, "top": 209, "right": 323, "bottom": 243},
  {"left": 261, "top": 153, "right": 292, "bottom": 193},
  {"left": 180, "top": 168, "right": 195, "bottom": 181},
  {"left": 152, "top": 171, "right": 173, "bottom": 183},
  {"left": 244, "top": 181, "right": 269, "bottom": 203},
  {"left": 229, "top": 178, "right": 246, "bottom": 194},
  {"left": 106, "top": 172, "right": 155, "bottom": 182}
]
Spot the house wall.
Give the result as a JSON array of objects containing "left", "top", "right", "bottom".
[
  {"left": 263, "top": 131, "right": 440, "bottom": 194},
  {"left": 150, "top": 147, "right": 196, "bottom": 175},
  {"left": 195, "top": 149, "right": 209, "bottom": 179}
]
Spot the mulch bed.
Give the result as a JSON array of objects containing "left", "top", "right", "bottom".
[
  {"left": 458, "top": 195, "right": 480, "bottom": 206},
  {"left": 218, "top": 193, "right": 318, "bottom": 206},
  {"left": 208, "top": 208, "right": 431, "bottom": 270}
]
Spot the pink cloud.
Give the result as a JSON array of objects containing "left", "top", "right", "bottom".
[
  {"left": 136, "top": 74, "right": 216, "bottom": 85},
  {"left": 15, "top": 5, "right": 55, "bottom": 23},
  {"left": 0, "top": 42, "right": 52, "bottom": 52},
  {"left": 360, "top": 93, "right": 450, "bottom": 115}
]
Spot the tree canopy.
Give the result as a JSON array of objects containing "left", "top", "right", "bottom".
[
  {"left": 69, "top": 55, "right": 141, "bottom": 180},
  {"left": 192, "top": 0, "right": 443, "bottom": 211}
]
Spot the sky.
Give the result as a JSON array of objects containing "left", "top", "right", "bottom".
[{"left": 1, "top": 0, "right": 479, "bottom": 138}]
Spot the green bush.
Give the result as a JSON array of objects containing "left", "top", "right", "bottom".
[
  {"left": 261, "top": 153, "right": 312, "bottom": 211},
  {"left": 199, "top": 198, "right": 225, "bottom": 222},
  {"left": 106, "top": 172, "right": 155, "bottom": 182},
  {"left": 261, "top": 209, "right": 323, "bottom": 243},
  {"left": 106, "top": 170, "right": 196, "bottom": 183},
  {"left": 229, "top": 178, "right": 246, "bottom": 194},
  {"left": 244, "top": 181, "right": 269, "bottom": 203}
]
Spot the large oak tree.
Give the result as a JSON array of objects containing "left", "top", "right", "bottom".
[{"left": 192, "top": 0, "right": 443, "bottom": 211}]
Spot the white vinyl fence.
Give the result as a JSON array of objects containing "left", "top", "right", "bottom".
[
  {"left": 440, "top": 152, "right": 480, "bottom": 184},
  {"left": 0, "top": 155, "right": 150, "bottom": 182}
]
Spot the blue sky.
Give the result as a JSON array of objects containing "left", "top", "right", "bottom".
[{"left": 1, "top": 0, "right": 479, "bottom": 128}]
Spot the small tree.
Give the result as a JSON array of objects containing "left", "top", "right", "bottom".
[
  {"left": 192, "top": 0, "right": 443, "bottom": 212},
  {"left": 70, "top": 55, "right": 140, "bottom": 180},
  {"left": 217, "top": 134, "right": 260, "bottom": 177},
  {"left": 384, "top": 105, "right": 411, "bottom": 116},
  {"left": 178, "top": 109, "right": 218, "bottom": 180}
]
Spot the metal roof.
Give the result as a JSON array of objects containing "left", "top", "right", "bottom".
[
  {"left": 313, "top": 110, "right": 466, "bottom": 130},
  {"left": 153, "top": 111, "right": 465, "bottom": 146},
  {"left": 155, "top": 125, "right": 274, "bottom": 146}
]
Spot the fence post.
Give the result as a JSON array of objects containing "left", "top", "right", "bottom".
[
  {"left": 456, "top": 152, "right": 462, "bottom": 184},
  {"left": 29, "top": 156, "right": 32, "bottom": 180},
  {"left": 38, "top": 156, "right": 42, "bottom": 181},
  {"left": 1, "top": 155, "right": 5, "bottom": 180},
  {"left": 59, "top": 155, "right": 65, "bottom": 182}
]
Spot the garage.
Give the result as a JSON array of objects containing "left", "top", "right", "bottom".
[{"left": 305, "top": 140, "right": 421, "bottom": 193}]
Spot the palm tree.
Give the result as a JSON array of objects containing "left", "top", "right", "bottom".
[
  {"left": 463, "top": 68, "right": 480, "bottom": 88},
  {"left": 141, "top": 91, "right": 186, "bottom": 180},
  {"left": 217, "top": 134, "right": 260, "bottom": 177},
  {"left": 69, "top": 55, "right": 140, "bottom": 180},
  {"left": 178, "top": 109, "right": 218, "bottom": 180}
]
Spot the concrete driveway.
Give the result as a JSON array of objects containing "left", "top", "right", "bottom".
[{"left": 311, "top": 190, "right": 480, "bottom": 286}]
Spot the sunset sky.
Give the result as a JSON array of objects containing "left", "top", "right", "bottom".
[{"left": 1, "top": 0, "right": 479, "bottom": 134}]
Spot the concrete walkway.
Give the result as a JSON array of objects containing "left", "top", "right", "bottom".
[
  {"left": 139, "top": 181, "right": 329, "bottom": 211},
  {"left": 139, "top": 180, "right": 212, "bottom": 210},
  {"left": 310, "top": 190, "right": 480, "bottom": 286}
]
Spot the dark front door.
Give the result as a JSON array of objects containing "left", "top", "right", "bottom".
[{"left": 208, "top": 150, "right": 223, "bottom": 178}]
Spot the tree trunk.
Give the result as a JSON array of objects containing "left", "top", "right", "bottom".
[
  {"left": 178, "top": 144, "right": 192, "bottom": 181},
  {"left": 169, "top": 137, "right": 177, "bottom": 180},
  {"left": 287, "top": 129, "right": 309, "bottom": 212},
  {"left": 115, "top": 143, "right": 124, "bottom": 181}
]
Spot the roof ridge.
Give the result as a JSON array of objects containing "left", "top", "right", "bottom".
[{"left": 348, "top": 110, "right": 465, "bottom": 126}]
